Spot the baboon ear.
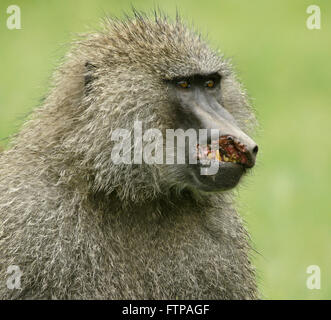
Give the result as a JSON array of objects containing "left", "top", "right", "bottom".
[{"left": 84, "top": 61, "right": 97, "bottom": 95}]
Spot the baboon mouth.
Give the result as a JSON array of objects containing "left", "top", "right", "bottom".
[{"left": 196, "top": 135, "right": 252, "bottom": 167}]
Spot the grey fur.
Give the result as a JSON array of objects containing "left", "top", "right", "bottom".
[{"left": 0, "top": 12, "right": 258, "bottom": 299}]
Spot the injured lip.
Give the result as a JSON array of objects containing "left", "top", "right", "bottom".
[{"left": 196, "top": 135, "right": 253, "bottom": 168}]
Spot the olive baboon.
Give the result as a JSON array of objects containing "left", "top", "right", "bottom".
[{"left": 0, "top": 12, "right": 259, "bottom": 299}]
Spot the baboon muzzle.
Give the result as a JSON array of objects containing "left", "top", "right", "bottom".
[{"left": 181, "top": 88, "right": 258, "bottom": 168}]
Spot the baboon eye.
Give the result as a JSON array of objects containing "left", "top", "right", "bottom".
[
  {"left": 177, "top": 80, "right": 190, "bottom": 89},
  {"left": 205, "top": 80, "right": 215, "bottom": 88}
]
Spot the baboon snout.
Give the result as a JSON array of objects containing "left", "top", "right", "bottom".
[
  {"left": 215, "top": 134, "right": 258, "bottom": 168},
  {"left": 220, "top": 135, "right": 259, "bottom": 168}
]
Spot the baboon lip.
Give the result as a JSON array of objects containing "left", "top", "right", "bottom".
[{"left": 196, "top": 135, "right": 252, "bottom": 167}]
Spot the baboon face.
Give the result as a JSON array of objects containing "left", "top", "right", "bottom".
[
  {"left": 164, "top": 72, "right": 258, "bottom": 192},
  {"left": 80, "top": 18, "right": 258, "bottom": 195}
]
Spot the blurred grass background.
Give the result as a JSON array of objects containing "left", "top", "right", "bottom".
[{"left": 0, "top": 0, "right": 330, "bottom": 299}]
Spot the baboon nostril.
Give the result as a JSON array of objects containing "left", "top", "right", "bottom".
[{"left": 253, "top": 145, "right": 259, "bottom": 154}]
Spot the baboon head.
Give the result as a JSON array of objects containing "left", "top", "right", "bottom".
[{"left": 51, "top": 12, "right": 258, "bottom": 202}]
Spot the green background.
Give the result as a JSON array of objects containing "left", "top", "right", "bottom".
[{"left": 0, "top": 0, "right": 330, "bottom": 299}]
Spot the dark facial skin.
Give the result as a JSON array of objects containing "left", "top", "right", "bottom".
[{"left": 167, "top": 73, "right": 258, "bottom": 192}]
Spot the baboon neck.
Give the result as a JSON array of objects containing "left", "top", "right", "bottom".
[{"left": 87, "top": 186, "right": 227, "bottom": 220}]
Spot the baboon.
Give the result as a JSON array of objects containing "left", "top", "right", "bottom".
[{"left": 0, "top": 12, "right": 259, "bottom": 299}]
